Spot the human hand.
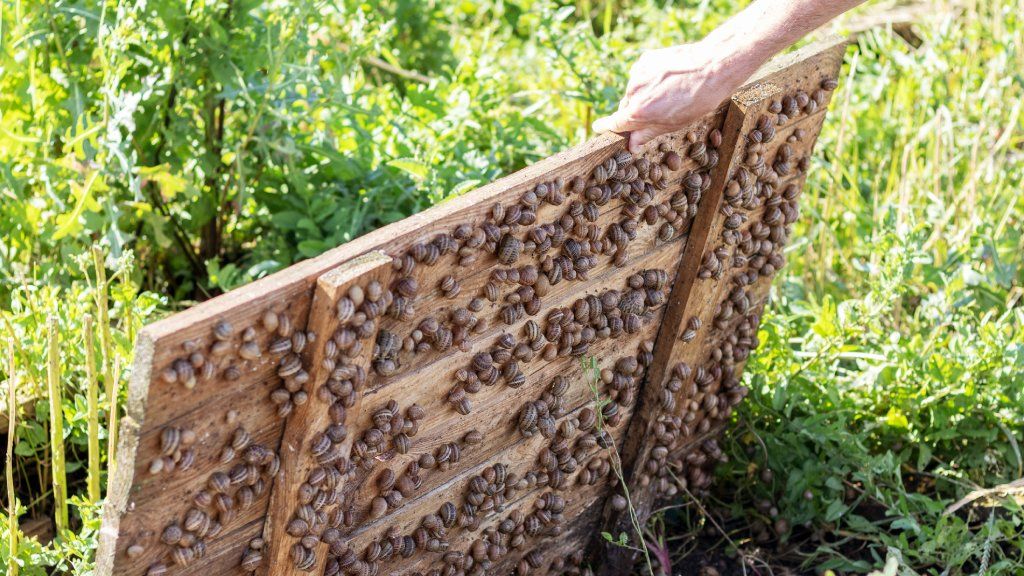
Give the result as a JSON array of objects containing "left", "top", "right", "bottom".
[{"left": 593, "top": 41, "right": 751, "bottom": 152}]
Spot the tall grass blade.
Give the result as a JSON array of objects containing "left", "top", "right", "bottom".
[
  {"left": 6, "top": 338, "right": 19, "bottom": 576},
  {"left": 47, "top": 315, "right": 68, "bottom": 534},
  {"left": 92, "top": 246, "right": 118, "bottom": 474},
  {"left": 84, "top": 314, "right": 101, "bottom": 503}
]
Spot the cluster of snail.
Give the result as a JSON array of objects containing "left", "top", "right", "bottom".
[
  {"left": 449, "top": 271, "right": 667, "bottom": 423},
  {"left": 377, "top": 491, "right": 571, "bottom": 576},
  {"left": 299, "top": 162, "right": 692, "bottom": 569},
  {"left": 648, "top": 262, "right": 758, "bottom": 483},
  {"left": 145, "top": 430, "right": 278, "bottom": 575},
  {"left": 532, "top": 393, "right": 616, "bottom": 490},
  {"left": 328, "top": 499, "right": 462, "bottom": 576},
  {"left": 148, "top": 425, "right": 197, "bottom": 475},
  {"left": 698, "top": 78, "right": 835, "bottom": 281},
  {"left": 636, "top": 77, "right": 838, "bottom": 502},
  {"left": 365, "top": 130, "right": 721, "bottom": 387},
  {"left": 600, "top": 341, "right": 655, "bottom": 425},
  {"left": 329, "top": 467, "right": 567, "bottom": 576},
  {"left": 647, "top": 304, "right": 759, "bottom": 500},
  {"left": 275, "top": 280, "right": 396, "bottom": 572},
  {"left": 363, "top": 416, "right": 485, "bottom": 523},
  {"left": 266, "top": 324, "right": 319, "bottom": 419},
  {"left": 356, "top": 401, "right": 426, "bottom": 470},
  {"left": 138, "top": 93, "right": 801, "bottom": 576},
  {"left": 458, "top": 491, "right": 568, "bottom": 576},
  {"left": 517, "top": 376, "right": 570, "bottom": 437},
  {"left": 269, "top": 134, "right": 720, "bottom": 575},
  {"left": 335, "top": 340, "right": 651, "bottom": 576},
  {"left": 158, "top": 310, "right": 298, "bottom": 392}
]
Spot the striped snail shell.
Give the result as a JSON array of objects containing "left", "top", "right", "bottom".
[
  {"left": 160, "top": 427, "right": 181, "bottom": 456},
  {"left": 518, "top": 403, "right": 538, "bottom": 432},
  {"left": 213, "top": 319, "right": 233, "bottom": 341},
  {"left": 236, "top": 340, "right": 260, "bottom": 358},
  {"left": 658, "top": 223, "right": 676, "bottom": 242}
]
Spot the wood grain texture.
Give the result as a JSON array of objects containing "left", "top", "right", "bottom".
[{"left": 97, "top": 39, "right": 845, "bottom": 576}]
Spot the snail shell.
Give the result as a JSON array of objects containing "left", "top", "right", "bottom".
[
  {"left": 213, "top": 319, "right": 233, "bottom": 341},
  {"left": 663, "top": 151, "right": 682, "bottom": 171}
]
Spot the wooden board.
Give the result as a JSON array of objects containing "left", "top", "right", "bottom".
[{"left": 96, "top": 37, "right": 847, "bottom": 576}]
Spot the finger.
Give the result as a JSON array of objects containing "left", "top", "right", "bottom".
[
  {"left": 627, "top": 127, "right": 663, "bottom": 153},
  {"left": 592, "top": 110, "right": 640, "bottom": 135}
]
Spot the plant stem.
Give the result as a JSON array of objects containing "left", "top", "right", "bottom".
[
  {"left": 47, "top": 315, "right": 68, "bottom": 534},
  {"left": 6, "top": 338, "right": 19, "bottom": 576},
  {"left": 92, "top": 246, "right": 118, "bottom": 474},
  {"left": 582, "top": 357, "right": 655, "bottom": 576},
  {"left": 84, "top": 314, "right": 101, "bottom": 503}
]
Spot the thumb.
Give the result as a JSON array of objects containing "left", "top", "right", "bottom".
[
  {"left": 627, "top": 127, "right": 664, "bottom": 153},
  {"left": 592, "top": 110, "right": 640, "bottom": 135}
]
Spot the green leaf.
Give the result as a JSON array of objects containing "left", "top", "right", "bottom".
[
  {"left": 811, "top": 295, "right": 837, "bottom": 338},
  {"left": 387, "top": 158, "right": 431, "bottom": 180},
  {"left": 825, "top": 498, "right": 849, "bottom": 522},
  {"left": 52, "top": 172, "right": 103, "bottom": 241},
  {"left": 889, "top": 517, "right": 920, "bottom": 533},
  {"left": 139, "top": 164, "right": 189, "bottom": 199},
  {"left": 448, "top": 179, "right": 481, "bottom": 197},
  {"left": 884, "top": 407, "right": 909, "bottom": 429}
]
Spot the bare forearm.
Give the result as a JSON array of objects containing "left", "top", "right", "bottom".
[
  {"left": 705, "top": 0, "right": 866, "bottom": 85},
  {"left": 594, "top": 0, "right": 865, "bottom": 151}
]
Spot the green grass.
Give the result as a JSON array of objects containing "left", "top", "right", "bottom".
[{"left": 1, "top": 0, "right": 1022, "bottom": 574}]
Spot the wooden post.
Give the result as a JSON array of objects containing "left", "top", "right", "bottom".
[{"left": 260, "top": 252, "right": 393, "bottom": 575}]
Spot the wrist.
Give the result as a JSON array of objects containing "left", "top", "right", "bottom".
[
  {"left": 701, "top": 30, "right": 771, "bottom": 86},
  {"left": 689, "top": 36, "right": 761, "bottom": 97}
]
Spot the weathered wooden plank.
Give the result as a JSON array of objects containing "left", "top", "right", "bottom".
[
  {"left": 97, "top": 135, "right": 636, "bottom": 576},
  {"left": 589, "top": 84, "right": 772, "bottom": 576},
  {"left": 363, "top": 119, "right": 724, "bottom": 354}
]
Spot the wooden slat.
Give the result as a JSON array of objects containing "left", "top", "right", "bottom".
[
  {"left": 97, "top": 134, "right": 630, "bottom": 576},
  {"left": 260, "top": 252, "right": 394, "bottom": 576},
  {"left": 341, "top": 315, "right": 663, "bottom": 540}
]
